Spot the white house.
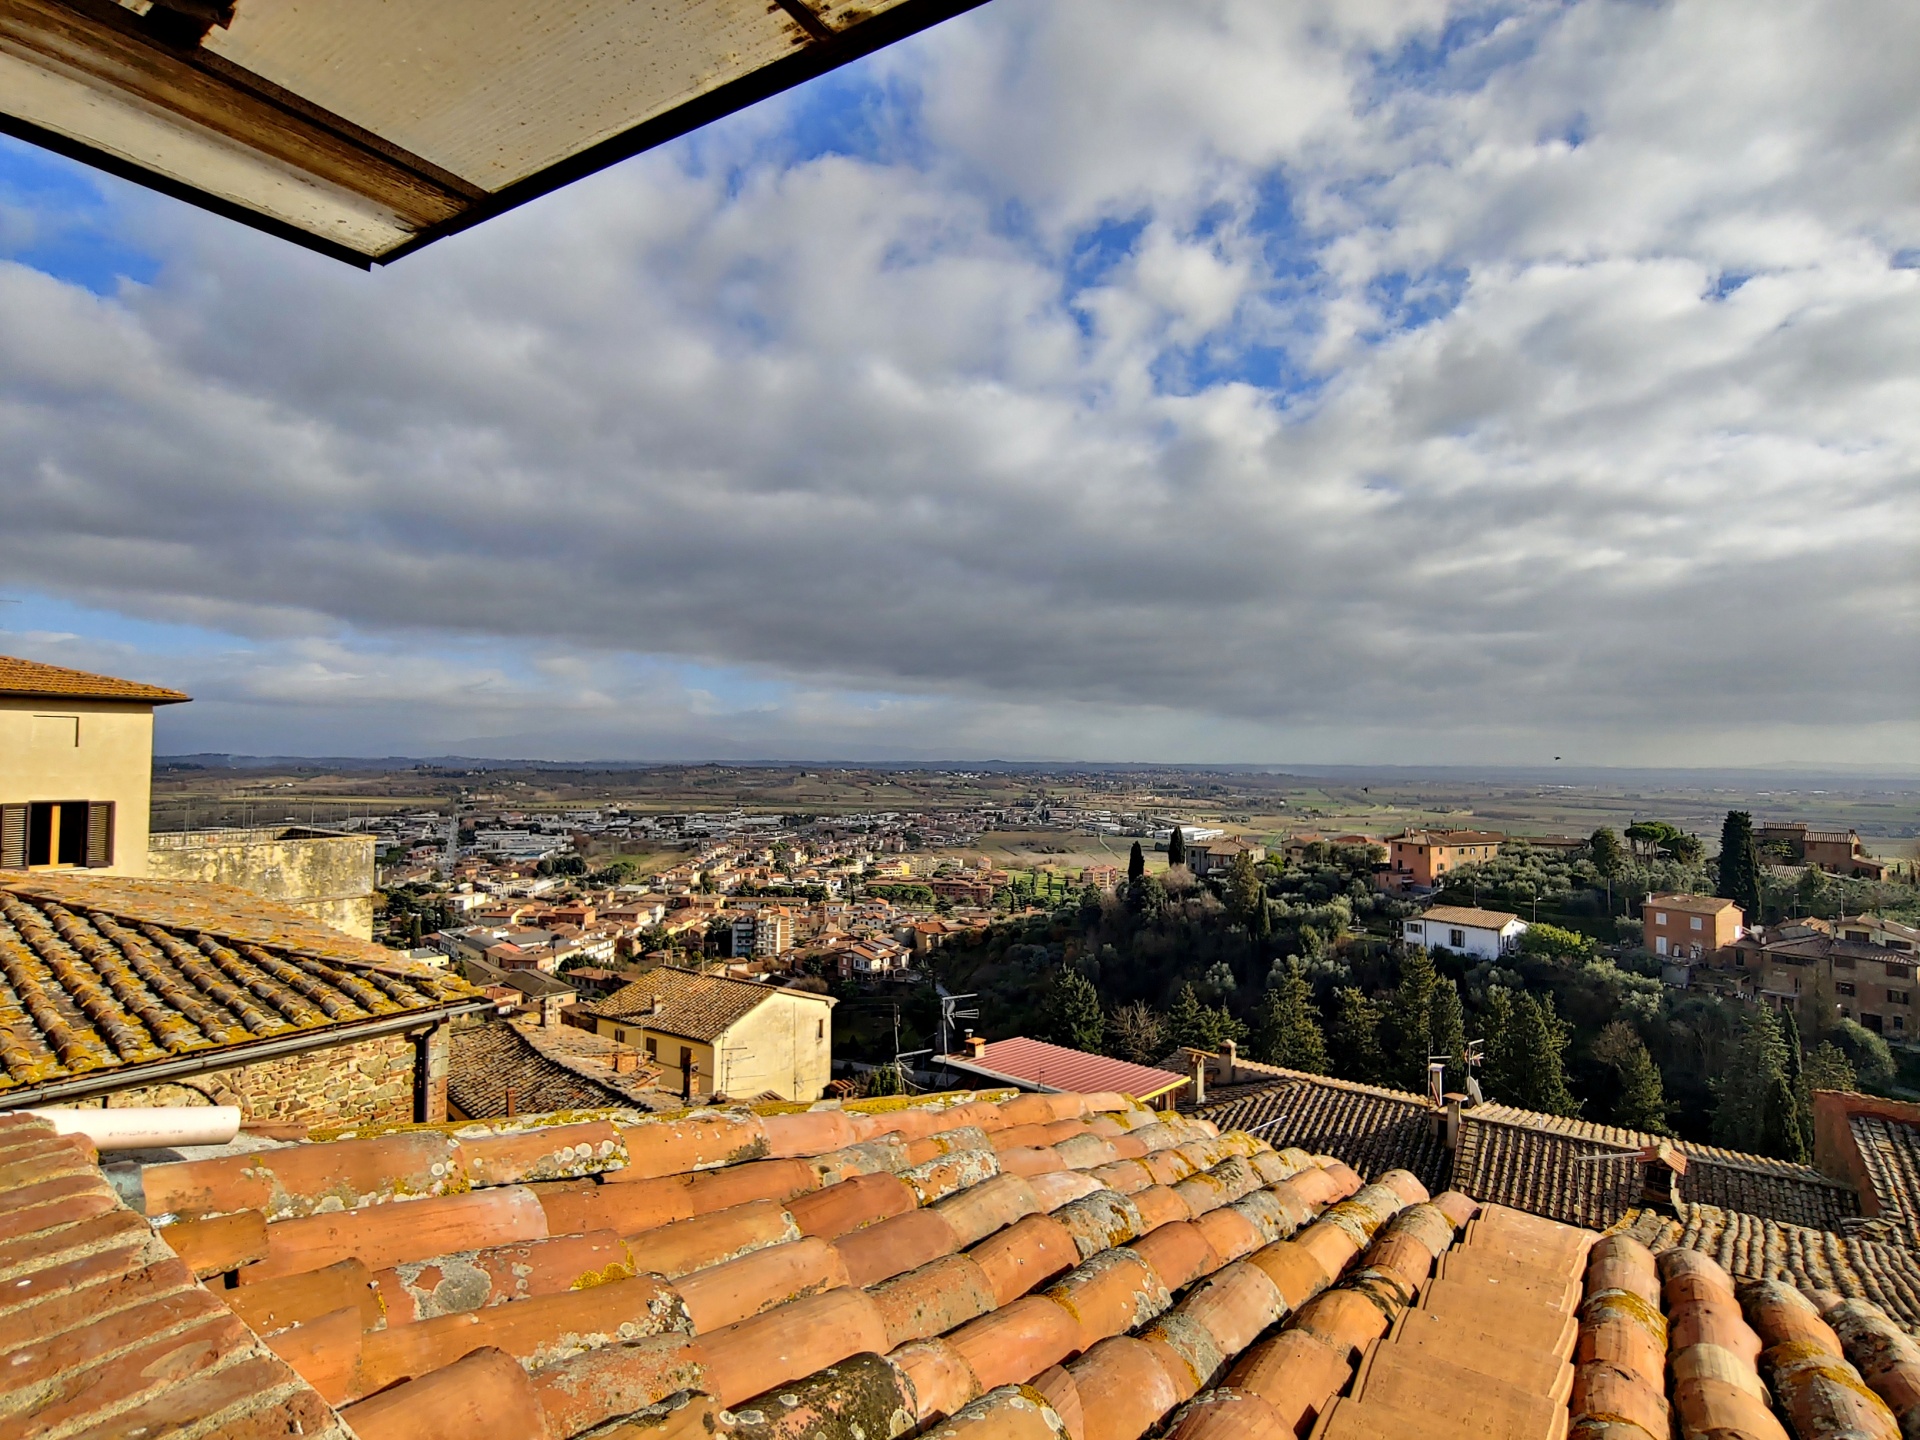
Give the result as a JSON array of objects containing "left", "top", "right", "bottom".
[{"left": 1402, "top": 904, "right": 1528, "bottom": 961}]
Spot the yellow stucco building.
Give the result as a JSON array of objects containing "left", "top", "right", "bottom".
[
  {"left": 0, "top": 656, "right": 190, "bottom": 875},
  {"left": 579, "top": 967, "right": 835, "bottom": 1102}
]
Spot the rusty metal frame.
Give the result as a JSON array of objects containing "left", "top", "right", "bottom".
[{"left": 0, "top": 0, "right": 994, "bottom": 267}]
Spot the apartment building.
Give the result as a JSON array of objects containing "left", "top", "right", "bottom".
[
  {"left": 1733, "top": 917, "right": 1920, "bottom": 1039},
  {"left": 1644, "top": 892, "right": 1746, "bottom": 962},
  {"left": 1381, "top": 829, "right": 1506, "bottom": 891},
  {"left": 731, "top": 907, "right": 793, "bottom": 959}
]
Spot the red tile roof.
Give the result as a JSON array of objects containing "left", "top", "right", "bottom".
[
  {"left": 21, "top": 1070, "right": 1912, "bottom": 1440},
  {"left": 944, "top": 1036, "right": 1188, "bottom": 1100},
  {"left": 0, "top": 653, "right": 190, "bottom": 704}
]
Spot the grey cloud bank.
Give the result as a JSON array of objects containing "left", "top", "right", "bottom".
[{"left": 0, "top": 0, "right": 1916, "bottom": 765}]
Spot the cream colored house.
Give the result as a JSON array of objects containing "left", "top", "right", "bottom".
[
  {"left": 0, "top": 656, "right": 189, "bottom": 875},
  {"left": 579, "top": 967, "right": 835, "bottom": 1102}
]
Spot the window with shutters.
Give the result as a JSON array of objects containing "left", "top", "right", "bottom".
[{"left": 0, "top": 801, "right": 113, "bottom": 869}]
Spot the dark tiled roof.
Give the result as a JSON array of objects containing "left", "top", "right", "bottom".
[
  {"left": 1852, "top": 1114, "right": 1920, "bottom": 1250},
  {"left": 448, "top": 1020, "right": 662, "bottom": 1118},
  {"left": 0, "top": 653, "right": 190, "bottom": 704},
  {"left": 1615, "top": 1203, "right": 1920, "bottom": 1331},
  {"left": 583, "top": 966, "right": 829, "bottom": 1043},
  {"left": 0, "top": 877, "right": 480, "bottom": 1099},
  {"left": 1463, "top": 1104, "right": 1857, "bottom": 1233},
  {"left": 1196, "top": 1070, "right": 1453, "bottom": 1195}
]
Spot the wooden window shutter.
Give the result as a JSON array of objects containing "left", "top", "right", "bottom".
[
  {"left": 85, "top": 802, "right": 115, "bottom": 868},
  {"left": 1, "top": 805, "right": 25, "bottom": 869}
]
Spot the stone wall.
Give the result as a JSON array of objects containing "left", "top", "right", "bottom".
[
  {"left": 147, "top": 827, "right": 376, "bottom": 939},
  {"left": 99, "top": 1031, "right": 447, "bottom": 1127}
]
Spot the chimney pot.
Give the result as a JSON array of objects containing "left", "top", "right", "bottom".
[{"left": 965, "top": 1035, "right": 988, "bottom": 1059}]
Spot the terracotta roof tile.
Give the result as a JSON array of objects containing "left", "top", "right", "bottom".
[
  {"left": 1851, "top": 1113, "right": 1920, "bottom": 1251},
  {"left": 582, "top": 966, "right": 829, "bottom": 1043},
  {"left": 0, "top": 653, "right": 190, "bottom": 704},
  {"left": 1614, "top": 1202, "right": 1920, "bottom": 1331},
  {"left": 0, "top": 876, "right": 482, "bottom": 1102},
  {"left": 1196, "top": 1071, "right": 1453, "bottom": 1198},
  {"left": 448, "top": 1020, "right": 666, "bottom": 1118}
]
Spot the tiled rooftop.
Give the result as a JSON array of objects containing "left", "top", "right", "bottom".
[
  {"left": 0, "top": 875, "right": 482, "bottom": 1102},
  {"left": 1198, "top": 1066, "right": 1857, "bottom": 1237},
  {"left": 1852, "top": 1113, "right": 1920, "bottom": 1251},
  {"left": 12, "top": 1075, "right": 1920, "bottom": 1440},
  {"left": 1197, "top": 1071, "right": 1453, "bottom": 1198},
  {"left": 448, "top": 1020, "right": 668, "bottom": 1120},
  {"left": 0, "top": 653, "right": 190, "bottom": 704},
  {"left": 582, "top": 967, "right": 827, "bottom": 1043}
]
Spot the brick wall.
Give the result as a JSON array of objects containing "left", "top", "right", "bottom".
[{"left": 101, "top": 1032, "right": 446, "bottom": 1127}]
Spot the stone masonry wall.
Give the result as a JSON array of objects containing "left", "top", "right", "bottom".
[{"left": 102, "top": 1035, "right": 426, "bottom": 1127}]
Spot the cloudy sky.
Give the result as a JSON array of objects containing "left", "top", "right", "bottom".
[{"left": 1, "top": 0, "right": 1916, "bottom": 765}]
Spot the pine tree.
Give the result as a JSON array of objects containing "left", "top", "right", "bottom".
[
  {"left": 1252, "top": 962, "right": 1328, "bottom": 1074},
  {"left": 1128, "top": 842, "right": 1145, "bottom": 883},
  {"left": 1167, "top": 982, "right": 1217, "bottom": 1050},
  {"left": 1515, "top": 993, "right": 1579, "bottom": 1116},
  {"left": 1594, "top": 1020, "right": 1668, "bottom": 1133},
  {"left": 1483, "top": 989, "right": 1576, "bottom": 1115},
  {"left": 1328, "top": 987, "right": 1386, "bottom": 1084},
  {"left": 1047, "top": 968, "right": 1105, "bottom": 1054},
  {"left": 1480, "top": 988, "right": 1517, "bottom": 1098},
  {"left": 1386, "top": 948, "right": 1437, "bottom": 1090},
  {"left": 1717, "top": 811, "right": 1762, "bottom": 919},
  {"left": 1430, "top": 977, "right": 1467, "bottom": 1084},
  {"left": 1167, "top": 828, "right": 1187, "bottom": 868}
]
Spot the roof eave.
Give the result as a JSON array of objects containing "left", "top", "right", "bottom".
[{"left": 0, "top": 996, "right": 498, "bottom": 1109}]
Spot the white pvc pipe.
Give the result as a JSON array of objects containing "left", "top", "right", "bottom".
[{"left": 27, "top": 1106, "right": 242, "bottom": 1151}]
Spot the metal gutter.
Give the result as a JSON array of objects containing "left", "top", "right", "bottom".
[{"left": 0, "top": 997, "right": 500, "bottom": 1108}]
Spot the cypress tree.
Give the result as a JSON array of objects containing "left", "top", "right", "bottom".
[
  {"left": 1167, "top": 827, "right": 1187, "bottom": 868},
  {"left": 1047, "top": 968, "right": 1106, "bottom": 1054},
  {"left": 1714, "top": 1005, "right": 1789, "bottom": 1152},
  {"left": 1762, "top": 1072, "right": 1808, "bottom": 1163},
  {"left": 1252, "top": 963, "right": 1329, "bottom": 1073},
  {"left": 1328, "top": 987, "right": 1386, "bottom": 1085},
  {"left": 1717, "top": 811, "right": 1762, "bottom": 919},
  {"left": 1386, "top": 948, "right": 1438, "bottom": 1090},
  {"left": 1128, "top": 842, "right": 1145, "bottom": 883},
  {"left": 1781, "top": 1006, "right": 1816, "bottom": 1158}
]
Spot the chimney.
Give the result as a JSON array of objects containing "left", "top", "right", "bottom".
[
  {"left": 1188, "top": 1048, "right": 1206, "bottom": 1107},
  {"left": 1220, "top": 1038, "right": 1237, "bottom": 1086},
  {"left": 965, "top": 1034, "right": 988, "bottom": 1060},
  {"left": 650, "top": 994, "right": 663, "bottom": 1016}
]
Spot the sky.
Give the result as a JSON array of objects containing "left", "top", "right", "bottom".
[{"left": 0, "top": 0, "right": 1916, "bottom": 766}]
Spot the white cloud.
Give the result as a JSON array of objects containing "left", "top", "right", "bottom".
[{"left": 0, "top": 0, "right": 1915, "bottom": 764}]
